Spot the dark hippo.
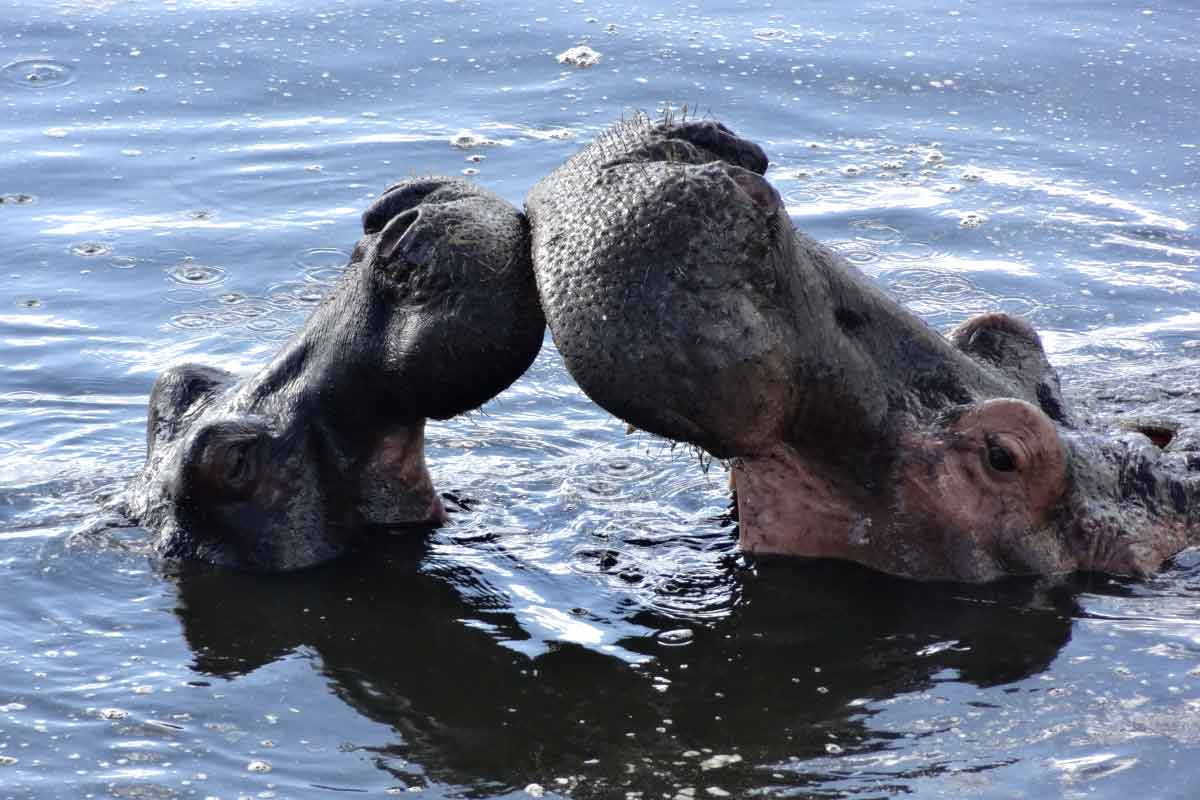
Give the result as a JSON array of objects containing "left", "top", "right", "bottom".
[
  {"left": 127, "top": 178, "right": 544, "bottom": 571},
  {"left": 526, "top": 114, "right": 1200, "bottom": 582}
]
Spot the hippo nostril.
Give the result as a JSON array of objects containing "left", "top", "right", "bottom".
[
  {"left": 361, "top": 180, "right": 441, "bottom": 234},
  {"left": 728, "top": 168, "right": 782, "bottom": 213},
  {"left": 377, "top": 208, "right": 422, "bottom": 263}
]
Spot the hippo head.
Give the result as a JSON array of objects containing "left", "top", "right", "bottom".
[
  {"left": 526, "top": 115, "right": 1200, "bottom": 581},
  {"left": 127, "top": 178, "right": 544, "bottom": 571}
]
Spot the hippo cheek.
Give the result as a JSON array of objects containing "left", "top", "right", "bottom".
[{"left": 892, "top": 399, "right": 1073, "bottom": 580}]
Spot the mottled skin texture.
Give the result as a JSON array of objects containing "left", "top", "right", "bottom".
[
  {"left": 127, "top": 178, "right": 544, "bottom": 571},
  {"left": 527, "top": 114, "right": 1200, "bottom": 582}
]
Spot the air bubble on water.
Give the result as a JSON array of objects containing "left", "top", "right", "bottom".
[
  {"left": 187, "top": 209, "right": 214, "bottom": 220},
  {"left": 295, "top": 247, "right": 349, "bottom": 270},
  {"left": 1, "top": 193, "right": 36, "bottom": 205},
  {"left": 296, "top": 286, "right": 325, "bottom": 304},
  {"left": 303, "top": 267, "right": 344, "bottom": 285},
  {"left": 168, "top": 263, "right": 226, "bottom": 286},
  {"left": 752, "top": 28, "right": 790, "bottom": 41},
  {"left": 961, "top": 169, "right": 983, "bottom": 182},
  {"left": 305, "top": 164, "right": 323, "bottom": 172},
  {"left": 0, "top": 756, "right": 16, "bottom": 766},
  {"left": 121, "top": 149, "right": 143, "bottom": 157},
  {"left": 462, "top": 167, "right": 479, "bottom": 176},
  {"left": 100, "top": 708, "right": 129, "bottom": 720},
  {"left": 839, "top": 244, "right": 881, "bottom": 266},
  {"left": 959, "top": 212, "right": 986, "bottom": 229},
  {"left": 450, "top": 132, "right": 501, "bottom": 149},
  {"left": 18, "top": 298, "right": 42, "bottom": 309},
  {"left": 163, "top": 288, "right": 208, "bottom": 304},
  {"left": 850, "top": 220, "right": 902, "bottom": 243},
  {"left": 657, "top": 628, "right": 694, "bottom": 646},
  {"left": 247, "top": 318, "right": 285, "bottom": 333},
  {"left": 554, "top": 45, "right": 602, "bottom": 69},
  {"left": 169, "top": 313, "right": 216, "bottom": 330},
  {"left": 44, "top": 127, "right": 69, "bottom": 138},
  {"left": 72, "top": 242, "right": 112, "bottom": 257},
  {"left": 841, "top": 165, "right": 864, "bottom": 177},
  {"left": 783, "top": 188, "right": 821, "bottom": 205},
  {"left": 2, "top": 58, "right": 76, "bottom": 89},
  {"left": 246, "top": 760, "right": 272, "bottom": 773}
]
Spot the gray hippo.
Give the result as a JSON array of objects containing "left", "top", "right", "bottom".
[
  {"left": 126, "top": 178, "right": 544, "bottom": 571},
  {"left": 526, "top": 114, "right": 1200, "bottom": 582}
]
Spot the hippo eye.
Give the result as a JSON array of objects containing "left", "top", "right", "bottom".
[
  {"left": 985, "top": 435, "right": 1016, "bottom": 473},
  {"left": 221, "top": 439, "right": 258, "bottom": 488}
]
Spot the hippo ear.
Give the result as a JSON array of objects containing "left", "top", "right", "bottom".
[
  {"left": 950, "top": 313, "right": 1071, "bottom": 425},
  {"left": 147, "top": 364, "right": 235, "bottom": 456}
]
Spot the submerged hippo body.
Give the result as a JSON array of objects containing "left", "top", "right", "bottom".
[
  {"left": 127, "top": 178, "right": 544, "bottom": 571},
  {"left": 527, "top": 114, "right": 1200, "bottom": 581}
]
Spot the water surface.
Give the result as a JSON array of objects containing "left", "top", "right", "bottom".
[{"left": 1, "top": 0, "right": 1199, "bottom": 797}]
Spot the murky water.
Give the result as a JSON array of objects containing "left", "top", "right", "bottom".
[{"left": 2, "top": 0, "right": 1199, "bottom": 797}]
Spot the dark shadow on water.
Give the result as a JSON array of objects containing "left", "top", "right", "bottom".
[{"left": 168, "top": 535, "right": 1083, "bottom": 797}]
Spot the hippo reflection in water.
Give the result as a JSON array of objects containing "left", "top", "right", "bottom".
[
  {"left": 126, "top": 179, "right": 544, "bottom": 571},
  {"left": 129, "top": 115, "right": 1200, "bottom": 581}
]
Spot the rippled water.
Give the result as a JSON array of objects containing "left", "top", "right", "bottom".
[{"left": 2, "top": 0, "right": 1199, "bottom": 797}]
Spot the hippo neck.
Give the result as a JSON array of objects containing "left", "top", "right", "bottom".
[{"left": 794, "top": 230, "right": 1027, "bottom": 421}]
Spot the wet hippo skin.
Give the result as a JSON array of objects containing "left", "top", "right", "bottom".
[
  {"left": 126, "top": 178, "right": 545, "bottom": 572},
  {"left": 526, "top": 114, "right": 1200, "bottom": 582}
]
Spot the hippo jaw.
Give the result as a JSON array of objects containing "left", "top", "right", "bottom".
[
  {"left": 527, "top": 114, "right": 1199, "bottom": 582},
  {"left": 128, "top": 178, "right": 543, "bottom": 572}
]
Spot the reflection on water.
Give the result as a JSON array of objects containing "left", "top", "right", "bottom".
[
  {"left": 1, "top": 0, "right": 1199, "bottom": 796},
  {"left": 169, "top": 541, "right": 1076, "bottom": 796}
]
